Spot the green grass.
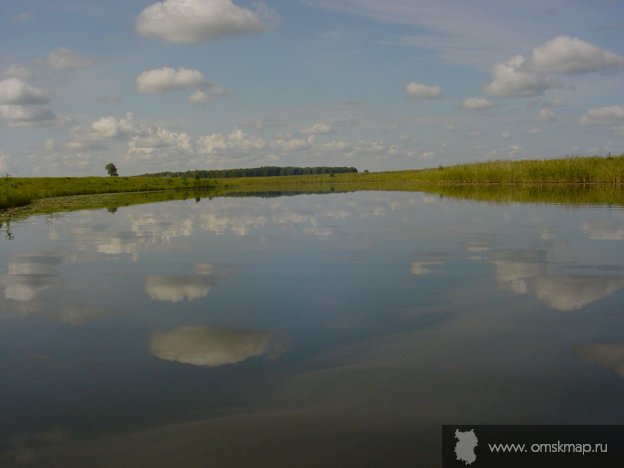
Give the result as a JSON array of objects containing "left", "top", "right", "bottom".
[
  {"left": 1, "top": 155, "right": 623, "bottom": 213},
  {"left": 0, "top": 175, "right": 215, "bottom": 210}
]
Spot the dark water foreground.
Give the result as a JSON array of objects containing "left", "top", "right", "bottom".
[{"left": 1, "top": 191, "right": 624, "bottom": 467}]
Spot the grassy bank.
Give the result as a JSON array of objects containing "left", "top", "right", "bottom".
[
  {"left": 0, "top": 175, "right": 215, "bottom": 210},
  {"left": 1, "top": 155, "right": 623, "bottom": 211}
]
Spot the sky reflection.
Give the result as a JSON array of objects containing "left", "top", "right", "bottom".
[{"left": 1, "top": 192, "right": 624, "bottom": 466}]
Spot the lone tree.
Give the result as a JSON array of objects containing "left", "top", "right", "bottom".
[{"left": 105, "top": 163, "right": 118, "bottom": 177}]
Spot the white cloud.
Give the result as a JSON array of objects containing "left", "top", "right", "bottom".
[
  {"left": 187, "top": 86, "right": 227, "bottom": 104},
  {"left": 136, "top": 0, "right": 276, "bottom": 43},
  {"left": 536, "top": 108, "right": 555, "bottom": 122},
  {"left": 69, "top": 113, "right": 193, "bottom": 159},
  {"left": 196, "top": 129, "right": 266, "bottom": 155},
  {"left": 273, "top": 136, "right": 311, "bottom": 152},
  {"left": 501, "top": 130, "right": 511, "bottom": 140},
  {"left": 483, "top": 36, "right": 623, "bottom": 98},
  {"left": 129, "top": 128, "right": 193, "bottom": 155},
  {"left": 483, "top": 55, "right": 558, "bottom": 97},
  {"left": 406, "top": 81, "right": 442, "bottom": 98},
  {"left": 87, "top": 113, "right": 143, "bottom": 140},
  {"left": 187, "top": 90, "right": 210, "bottom": 104},
  {"left": 136, "top": 67, "right": 208, "bottom": 94},
  {"left": 300, "top": 122, "right": 336, "bottom": 135},
  {"left": 462, "top": 97, "right": 493, "bottom": 110},
  {"left": 148, "top": 325, "right": 287, "bottom": 367},
  {"left": 528, "top": 128, "right": 542, "bottom": 135},
  {"left": 530, "top": 36, "right": 624, "bottom": 75},
  {"left": 578, "top": 106, "right": 624, "bottom": 125},
  {"left": 0, "top": 105, "right": 56, "bottom": 127},
  {"left": 2, "top": 64, "right": 31, "bottom": 80},
  {"left": 45, "top": 47, "right": 92, "bottom": 71},
  {"left": 0, "top": 78, "right": 50, "bottom": 105}
]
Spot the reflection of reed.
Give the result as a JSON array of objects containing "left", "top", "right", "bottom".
[{"left": 421, "top": 183, "right": 624, "bottom": 207}]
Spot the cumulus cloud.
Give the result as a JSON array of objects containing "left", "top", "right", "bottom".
[
  {"left": 136, "top": 67, "right": 208, "bottom": 94},
  {"left": 196, "top": 128, "right": 266, "bottom": 155},
  {"left": 536, "top": 108, "right": 556, "bottom": 122},
  {"left": 530, "top": 36, "right": 624, "bottom": 75},
  {"left": 300, "top": 122, "right": 336, "bottom": 135},
  {"left": 405, "top": 81, "right": 442, "bottom": 98},
  {"left": 87, "top": 113, "right": 143, "bottom": 140},
  {"left": 0, "top": 105, "right": 56, "bottom": 127},
  {"left": 136, "top": 0, "right": 277, "bottom": 43},
  {"left": 0, "top": 78, "right": 55, "bottom": 127},
  {"left": 129, "top": 128, "right": 193, "bottom": 155},
  {"left": 0, "top": 78, "right": 50, "bottom": 105},
  {"left": 45, "top": 47, "right": 92, "bottom": 71},
  {"left": 187, "top": 90, "right": 210, "bottom": 104},
  {"left": 2, "top": 64, "right": 31, "bottom": 80},
  {"left": 148, "top": 325, "right": 288, "bottom": 367},
  {"left": 483, "top": 36, "right": 623, "bottom": 98},
  {"left": 578, "top": 106, "right": 624, "bottom": 125},
  {"left": 462, "top": 97, "right": 493, "bottom": 110},
  {"left": 68, "top": 113, "right": 193, "bottom": 157},
  {"left": 483, "top": 55, "right": 559, "bottom": 97}
]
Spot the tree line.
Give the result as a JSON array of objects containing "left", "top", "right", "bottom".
[{"left": 139, "top": 166, "right": 358, "bottom": 179}]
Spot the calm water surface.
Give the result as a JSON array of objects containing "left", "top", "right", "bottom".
[{"left": 1, "top": 191, "right": 624, "bottom": 467}]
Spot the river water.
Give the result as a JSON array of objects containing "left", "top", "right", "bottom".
[{"left": 1, "top": 191, "right": 624, "bottom": 466}]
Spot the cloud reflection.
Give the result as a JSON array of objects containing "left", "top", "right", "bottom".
[
  {"left": 581, "top": 221, "right": 624, "bottom": 240},
  {"left": 148, "top": 325, "right": 289, "bottom": 367},
  {"left": 144, "top": 275, "right": 216, "bottom": 303},
  {"left": 578, "top": 344, "right": 624, "bottom": 376},
  {"left": 0, "top": 255, "right": 61, "bottom": 301},
  {"left": 410, "top": 261, "right": 443, "bottom": 276},
  {"left": 490, "top": 250, "right": 624, "bottom": 311}
]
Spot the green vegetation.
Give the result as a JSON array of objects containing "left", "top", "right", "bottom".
[
  {"left": 1, "top": 156, "right": 623, "bottom": 214},
  {"left": 0, "top": 175, "right": 215, "bottom": 211}
]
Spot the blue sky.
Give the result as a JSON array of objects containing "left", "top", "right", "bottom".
[{"left": 1, "top": 0, "right": 624, "bottom": 176}]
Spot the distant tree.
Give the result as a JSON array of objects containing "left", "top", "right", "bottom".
[{"left": 105, "top": 163, "right": 118, "bottom": 177}]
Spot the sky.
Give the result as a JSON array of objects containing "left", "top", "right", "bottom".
[{"left": 1, "top": 0, "right": 624, "bottom": 176}]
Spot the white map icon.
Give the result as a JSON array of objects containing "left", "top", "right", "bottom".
[{"left": 454, "top": 429, "right": 478, "bottom": 465}]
